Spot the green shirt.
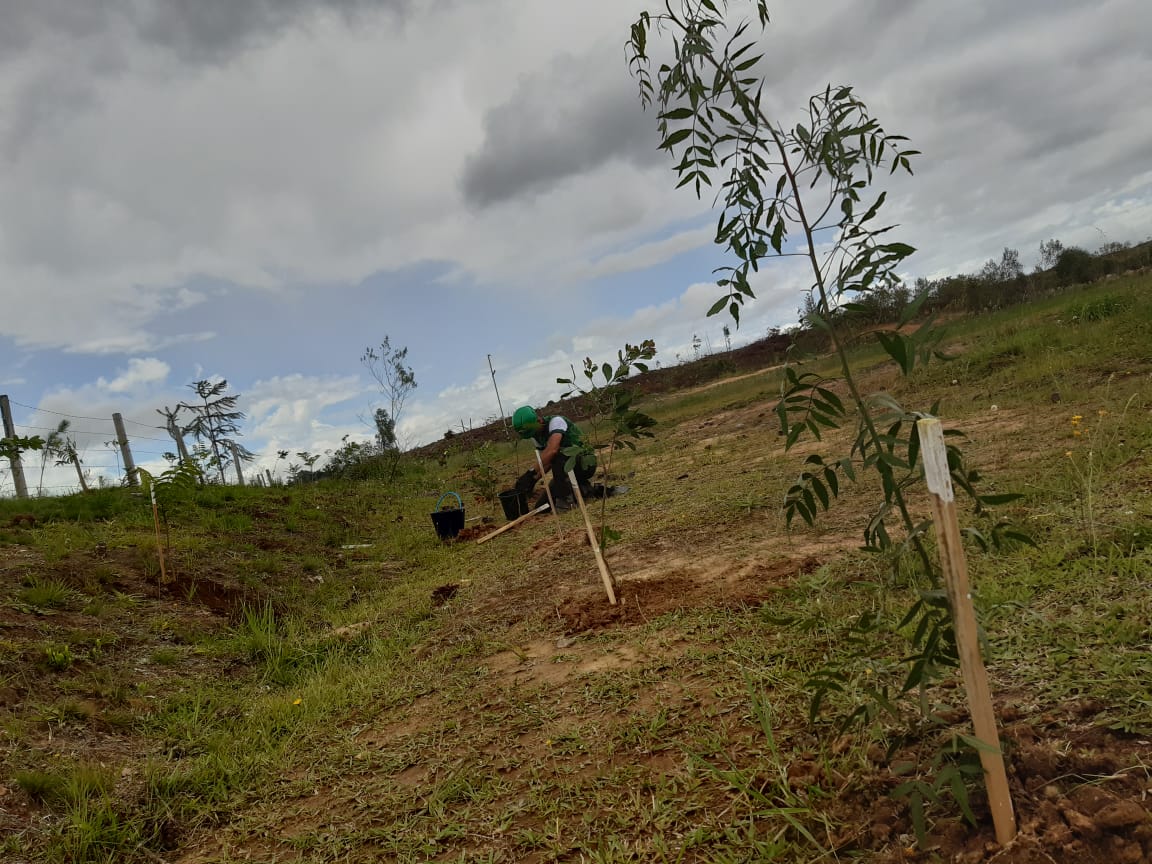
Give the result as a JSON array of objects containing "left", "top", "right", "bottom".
[{"left": 531, "top": 415, "right": 585, "bottom": 451}]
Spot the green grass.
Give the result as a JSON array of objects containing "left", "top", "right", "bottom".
[
  {"left": 15, "top": 763, "right": 114, "bottom": 810},
  {"left": 18, "top": 577, "right": 73, "bottom": 609}
]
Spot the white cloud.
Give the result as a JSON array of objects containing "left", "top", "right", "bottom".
[
  {"left": 96, "top": 357, "right": 171, "bottom": 393},
  {"left": 245, "top": 373, "right": 367, "bottom": 472},
  {"left": 574, "top": 225, "right": 715, "bottom": 282}
]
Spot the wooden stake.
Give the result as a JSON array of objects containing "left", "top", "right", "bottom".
[
  {"left": 535, "top": 451, "right": 564, "bottom": 536},
  {"left": 568, "top": 469, "right": 617, "bottom": 605},
  {"left": 917, "top": 418, "right": 1016, "bottom": 846},
  {"left": 534, "top": 451, "right": 556, "bottom": 513},
  {"left": 476, "top": 503, "right": 550, "bottom": 545},
  {"left": 148, "top": 485, "right": 168, "bottom": 599}
]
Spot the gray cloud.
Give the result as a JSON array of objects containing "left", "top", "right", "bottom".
[
  {"left": 0, "top": 2, "right": 109, "bottom": 59},
  {"left": 461, "top": 46, "right": 663, "bottom": 208},
  {"left": 699, "top": 0, "right": 1152, "bottom": 277},
  {"left": 0, "top": 0, "right": 410, "bottom": 65},
  {"left": 0, "top": 0, "right": 1148, "bottom": 363},
  {"left": 0, "top": 0, "right": 414, "bottom": 160},
  {"left": 134, "top": 0, "right": 411, "bottom": 66}
]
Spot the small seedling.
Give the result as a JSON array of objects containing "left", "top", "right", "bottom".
[{"left": 41, "top": 643, "right": 74, "bottom": 671}]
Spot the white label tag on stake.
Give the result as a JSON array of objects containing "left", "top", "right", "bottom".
[{"left": 918, "top": 419, "right": 954, "bottom": 504}]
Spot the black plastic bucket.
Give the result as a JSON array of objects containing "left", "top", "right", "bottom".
[
  {"left": 430, "top": 492, "right": 465, "bottom": 540},
  {"left": 498, "top": 488, "right": 529, "bottom": 521}
]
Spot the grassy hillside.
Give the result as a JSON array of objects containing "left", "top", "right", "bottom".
[{"left": 2, "top": 273, "right": 1151, "bottom": 863}]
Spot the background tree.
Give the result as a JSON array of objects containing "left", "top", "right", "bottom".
[
  {"left": 1055, "top": 247, "right": 1099, "bottom": 286},
  {"left": 157, "top": 404, "right": 191, "bottom": 462},
  {"left": 55, "top": 432, "right": 89, "bottom": 493},
  {"left": 979, "top": 248, "right": 1022, "bottom": 284},
  {"left": 38, "top": 419, "right": 71, "bottom": 496},
  {"left": 998, "top": 247, "right": 1023, "bottom": 281},
  {"left": 373, "top": 407, "right": 396, "bottom": 451},
  {"left": 180, "top": 380, "right": 254, "bottom": 484},
  {"left": 1037, "top": 238, "right": 1064, "bottom": 272},
  {"left": 361, "top": 335, "right": 417, "bottom": 480}
]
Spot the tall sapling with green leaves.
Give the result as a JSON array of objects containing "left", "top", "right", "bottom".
[
  {"left": 180, "top": 380, "right": 254, "bottom": 484},
  {"left": 557, "top": 340, "right": 658, "bottom": 546},
  {"left": 627, "top": 0, "right": 1029, "bottom": 829}
]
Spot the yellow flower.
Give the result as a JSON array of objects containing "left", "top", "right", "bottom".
[
  {"left": 1073, "top": 430, "right": 1082, "bottom": 437},
  {"left": 292, "top": 698, "right": 302, "bottom": 706},
  {"left": 1065, "top": 451, "right": 1073, "bottom": 458},
  {"left": 1070, "top": 415, "right": 1082, "bottom": 425}
]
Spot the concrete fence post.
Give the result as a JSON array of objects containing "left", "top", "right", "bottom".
[
  {"left": 229, "top": 442, "right": 245, "bottom": 487},
  {"left": 112, "top": 413, "right": 139, "bottom": 487},
  {"left": 0, "top": 395, "right": 29, "bottom": 499}
]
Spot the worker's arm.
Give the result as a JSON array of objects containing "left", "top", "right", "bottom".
[{"left": 537, "top": 431, "right": 564, "bottom": 476}]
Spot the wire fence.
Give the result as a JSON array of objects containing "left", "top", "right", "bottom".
[{"left": 1, "top": 396, "right": 274, "bottom": 499}]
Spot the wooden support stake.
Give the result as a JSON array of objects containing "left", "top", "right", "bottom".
[
  {"left": 918, "top": 418, "right": 1016, "bottom": 846},
  {"left": 476, "top": 503, "right": 550, "bottom": 545},
  {"left": 148, "top": 485, "right": 168, "bottom": 599},
  {"left": 535, "top": 450, "right": 564, "bottom": 536},
  {"left": 534, "top": 451, "right": 556, "bottom": 513},
  {"left": 568, "top": 469, "right": 617, "bottom": 605}
]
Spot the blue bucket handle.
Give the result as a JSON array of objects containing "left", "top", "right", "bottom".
[{"left": 434, "top": 491, "right": 463, "bottom": 511}]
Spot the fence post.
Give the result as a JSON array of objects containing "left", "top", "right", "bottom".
[
  {"left": 229, "top": 442, "right": 245, "bottom": 486},
  {"left": 1, "top": 395, "right": 30, "bottom": 499},
  {"left": 112, "top": 413, "right": 140, "bottom": 487}
]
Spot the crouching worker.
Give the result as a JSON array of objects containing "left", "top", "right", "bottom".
[{"left": 511, "top": 405, "right": 595, "bottom": 512}]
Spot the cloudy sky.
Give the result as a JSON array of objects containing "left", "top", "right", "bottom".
[{"left": 2, "top": 0, "right": 1149, "bottom": 493}]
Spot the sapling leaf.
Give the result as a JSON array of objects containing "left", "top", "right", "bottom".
[
  {"left": 998, "top": 528, "right": 1036, "bottom": 548},
  {"left": 660, "top": 128, "right": 692, "bottom": 150},
  {"left": 824, "top": 467, "right": 839, "bottom": 498},
  {"left": 950, "top": 770, "right": 978, "bottom": 827},
  {"left": 838, "top": 457, "right": 856, "bottom": 483},
  {"left": 811, "top": 478, "right": 829, "bottom": 510}
]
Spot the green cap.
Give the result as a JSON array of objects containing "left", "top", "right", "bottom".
[{"left": 512, "top": 406, "right": 538, "bottom": 437}]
